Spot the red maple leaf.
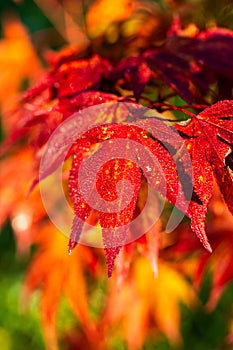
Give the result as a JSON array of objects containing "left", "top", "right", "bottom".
[
  {"left": 34, "top": 100, "right": 233, "bottom": 277},
  {"left": 175, "top": 100, "right": 233, "bottom": 251},
  {"left": 68, "top": 119, "right": 189, "bottom": 276},
  {"left": 109, "top": 56, "right": 151, "bottom": 101},
  {"left": 143, "top": 26, "right": 233, "bottom": 103}
]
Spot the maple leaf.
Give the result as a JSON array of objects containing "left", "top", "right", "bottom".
[
  {"left": 0, "top": 16, "right": 42, "bottom": 130},
  {"left": 101, "top": 257, "right": 197, "bottom": 349},
  {"left": 0, "top": 51, "right": 115, "bottom": 154},
  {"left": 144, "top": 49, "right": 201, "bottom": 104},
  {"left": 113, "top": 223, "right": 162, "bottom": 289},
  {"left": 193, "top": 184, "right": 233, "bottom": 308},
  {"left": 21, "top": 53, "right": 111, "bottom": 102},
  {"left": 142, "top": 25, "right": 233, "bottom": 103},
  {"left": 86, "top": 0, "right": 135, "bottom": 38},
  {"left": 166, "top": 26, "right": 233, "bottom": 100},
  {"left": 22, "top": 224, "right": 101, "bottom": 350},
  {"left": 69, "top": 124, "right": 143, "bottom": 277},
  {"left": 2, "top": 90, "right": 119, "bottom": 154},
  {"left": 168, "top": 27, "right": 233, "bottom": 80},
  {"left": 50, "top": 54, "right": 112, "bottom": 99},
  {"left": 0, "top": 148, "right": 46, "bottom": 254},
  {"left": 68, "top": 118, "right": 188, "bottom": 276},
  {"left": 167, "top": 182, "right": 233, "bottom": 310},
  {"left": 32, "top": 100, "right": 193, "bottom": 277},
  {"left": 109, "top": 56, "right": 151, "bottom": 101},
  {"left": 175, "top": 100, "right": 233, "bottom": 252}
]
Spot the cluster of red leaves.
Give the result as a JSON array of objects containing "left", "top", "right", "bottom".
[
  {"left": 4, "top": 22, "right": 233, "bottom": 276},
  {"left": 1, "top": 8, "right": 233, "bottom": 348},
  {"left": 5, "top": 22, "right": 233, "bottom": 147}
]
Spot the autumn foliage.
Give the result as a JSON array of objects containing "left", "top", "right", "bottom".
[{"left": 0, "top": 0, "right": 233, "bottom": 349}]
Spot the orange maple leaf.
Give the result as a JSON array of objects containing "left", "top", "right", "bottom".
[
  {"left": 0, "top": 15, "right": 41, "bottom": 122},
  {"left": 101, "top": 257, "right": 197, "bottom": 349},
  {"left": 86, "top": 0, "right": 135, "bottom": 38},
  {"left": 22, "top": 224, "right": 101, "bottom": 350},
  {"left": 0, "top": 148, "right": 46, "bottom": 254}
]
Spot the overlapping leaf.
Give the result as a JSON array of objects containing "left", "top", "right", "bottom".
[
  {"left": 0, "top": 148, "right": 46, "bottom": 254},
  {"left": 2, "top": 53, "right": 115, "bottom": 153},
  {"left": 68, "top": 121, "right": 183, "bottom": 275},
  {"left": 169, "top": 184, "right": 233, "bottom": 309},
  {"left": 109, "top": 56, "right": 151, "bottom": 101},
  {"left": 168, "top": 27, "right": 233, "bottom": 80},
  {"left": 23, "top": 224, "right": 101, "bottom": 350},
  {"left": 144, "top": 26, "right": 233, "bottom": 103},
  {"left": 175, "top": 100, "right": 233, "bottom": 251},
  {"left": 101, "top": 258, "right": 197, "bottom": 349},
  {"left": 5, "top": 24, "right": 233, "bottom": 156},
  {"left": 0, "top": 17, "right": 41, "bottom": 116}
]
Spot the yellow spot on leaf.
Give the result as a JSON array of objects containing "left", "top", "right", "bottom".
[{"left": 198, "top": 175, "right": 204, "bottom": 182}]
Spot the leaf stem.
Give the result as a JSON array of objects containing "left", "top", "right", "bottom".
[{"left": 152, "top": 102, "right": 196, "bottom": 118}]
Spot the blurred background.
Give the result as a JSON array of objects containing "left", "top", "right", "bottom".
[{"left": 0, "top": 1, "right": 233, "bottom": 349}]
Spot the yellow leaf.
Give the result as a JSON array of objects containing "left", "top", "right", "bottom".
[{"left": 86, "top": 0, "right": 135, "bottom": 38}]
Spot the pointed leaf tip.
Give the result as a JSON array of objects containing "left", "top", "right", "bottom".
[
  {"left": 68, "top": 239, "right": 78, "bottom": 252},
  {"left": 105, "top": 247, "right": 121, "bottom": 278},
  {"left": 196, "top": 228, "right": 212, "bottom": 253},
  {"left": 204, "top": 241, "right": 212, "bottom": 253},
  {"left": 26, "top": 177, "right": 39, "bottom": 197}
]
